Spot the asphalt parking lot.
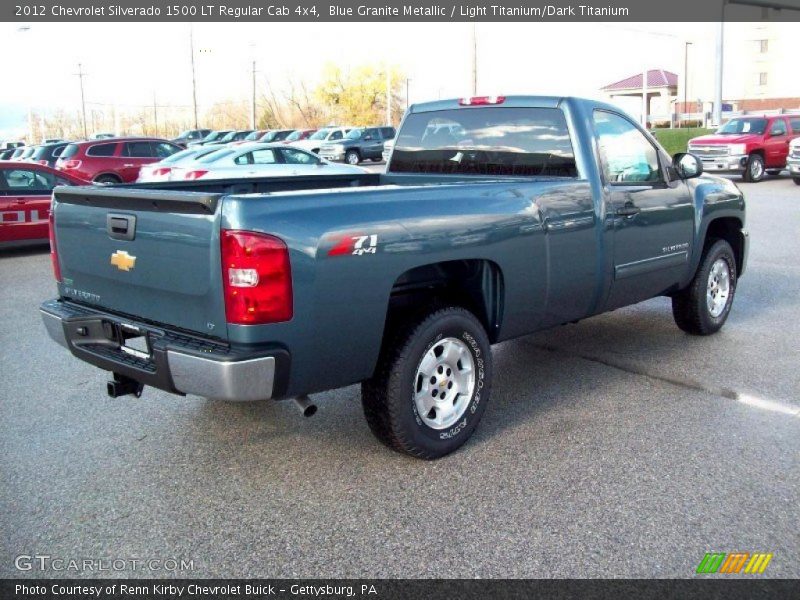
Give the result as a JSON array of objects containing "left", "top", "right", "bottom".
[{"left": 1, "top": 175, "right": 798, "bottom": 579}]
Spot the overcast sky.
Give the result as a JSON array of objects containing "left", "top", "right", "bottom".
[{"left": 0, "top": 21, "right": 714, "bottom": 138}]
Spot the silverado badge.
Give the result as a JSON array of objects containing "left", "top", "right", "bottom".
[{"left": 110, "top": 250, "right": 136, "bottom": 272}]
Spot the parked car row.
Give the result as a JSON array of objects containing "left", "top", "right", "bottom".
[{"left": 688, "top": 114, "right": 800, "bottom": 183}]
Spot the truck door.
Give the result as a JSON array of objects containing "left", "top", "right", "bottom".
[
  {"left": 593, "top": 110, "right": 695, "bottom": 309},
  {"left": 363, "top": 128, "right": 383, "bottom": 160},
  {"left": 0, "top": 167, "right": 51, "bottom": 244},
  {"left": 765, "top": 118, "right": 791, "bottom": 168}
]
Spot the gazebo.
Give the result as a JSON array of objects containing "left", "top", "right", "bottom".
[{"left": 601, "top": 69, "right": 678, "bottom": 124}]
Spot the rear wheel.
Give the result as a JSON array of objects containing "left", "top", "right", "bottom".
[
  {"left": 362, "top": 306, "right": 492, "bottom": 459},
  {"left": 94, "top": 174, "right": 121, "bottom": 185},
  {"left": 345, "top": 150, "right": 360, "bottom": 165},
  {"left": 742, "top": 154, "right": 765, "bottom": 183},
  {"left": 672, "top": 239, "right": 737, "bottom": 335},
  {"left": 793, "top": 177, "right": 800, "bottom": 186}
]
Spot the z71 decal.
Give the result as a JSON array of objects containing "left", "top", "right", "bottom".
[{"left": 328, "top": 234, "right": 378, "bottom": 257}]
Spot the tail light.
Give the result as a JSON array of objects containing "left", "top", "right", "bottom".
[
  {"left": 221, "top": 230, "right": 292, "bottom": 324},
  {"left": 49, "top": 209, "right": 62, "bottom": 282},
  {"left": 459, "top": 96, "right": 506, "bottom": 106},
  {"left": 61, "top": 159, "right": 82, "bottom": 170},
  {"left": 184, "top": 170, "right": 207, "bottom": 180},
  {"left": 150, "top": 167, "right": 172, "bottom": 178}
]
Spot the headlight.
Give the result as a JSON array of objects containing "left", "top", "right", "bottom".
[{"left": 728, "top": 143, "right": 747, "bottom": 155}]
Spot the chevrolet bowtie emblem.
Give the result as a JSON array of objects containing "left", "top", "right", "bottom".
[{"left": 110, "top": 250, "right": 136, "bottom": 271}]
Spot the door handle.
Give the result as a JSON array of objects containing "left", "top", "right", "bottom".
[
  {"left": 123, "top": 163, "right": 135, "bottom": 168},
  {"left": 616, "top": 204, "right": 641, "bottom": 217}
]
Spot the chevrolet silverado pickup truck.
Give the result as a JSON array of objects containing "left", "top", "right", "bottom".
[
  {"left": 41, "top": 96, "right": 749, "bottom": 459},
  {"left": 688, "top": 114, "right": 800, "bottom": 182}
]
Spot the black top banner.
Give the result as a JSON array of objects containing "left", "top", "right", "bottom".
[{"left": 4, "top": 0, "right": 800, "bottom": 22}]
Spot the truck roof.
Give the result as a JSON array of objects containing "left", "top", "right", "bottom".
[{"left": 408, "top": 95, "right": 619, "bottom": 114}]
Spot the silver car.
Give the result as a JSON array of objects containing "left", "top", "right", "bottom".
[
  {"left": 170, "top": 143, "right": 367, "bottom": 181},
  {"left": 136, "top": 145, "right": 225, "bottom": 183}
]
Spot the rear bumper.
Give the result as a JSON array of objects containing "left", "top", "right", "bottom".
[{"left": 40, "top": 299, "right": 288, "bottom": 401}]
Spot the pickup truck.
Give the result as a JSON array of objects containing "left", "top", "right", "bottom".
[
  {"left": 787, "top": 137, "right": 800, "bottom": 185},
  {"left": 41, "top": 96, "right": 749, "bottom": 459},
  {"left": 688, "top": 114, "right": 800, "bottom": 182}
]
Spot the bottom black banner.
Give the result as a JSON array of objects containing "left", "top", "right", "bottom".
[{"left": 2, "top": 579, "right": 799, "bottom": 600}]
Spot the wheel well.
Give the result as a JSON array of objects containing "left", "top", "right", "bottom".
[
  {"left": 93, "top": 172, "right": 121, "bottom": 183},
  {"left": 385, "top": 259, "right": 504, "bottom": 343},
  {"left": 750, "top": 149, "right": 765, "bottom": 159},
  {"left": 705, "top": 217, "right": 744, "bottom": 274}
]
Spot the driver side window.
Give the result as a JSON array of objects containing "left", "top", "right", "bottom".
[
  {"left": 594, "top": 111, "right": 662, "bottom": 184},
  {"left": 769, "top": 119, "right": 787, "bottom": 137}
]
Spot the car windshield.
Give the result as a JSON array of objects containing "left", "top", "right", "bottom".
[
  {"left": 391, "top": 107, "right": 578, "bottom": 177},
  {"left": 219, "top": 132, "right": 238, "bottom": 143},
  {"left": 309, "top": 129, "right": 331, "bottom": 140},
  {"left": 177, "top": 130, "right": 193, "bottom": 138},
  {"left": 160, "top": 148, "right": 199, "bottom": 164},
  {"left": 716, "top": 118, "right": 768, "bottom": 135},
  {"left": 286, "top": 130, "right": 306, "bottom": 142},
  {"left": 260, "top": 132, "right": 277, "bottom": 142},
  {"left": 346, "top": 128, "right": 364, "bottom": 140},
  {"left": 244, "top": 131, "right": 262, "bottom": 141},
  {"left": 196, "top": 148, "right": 235, "bottom": 164}
]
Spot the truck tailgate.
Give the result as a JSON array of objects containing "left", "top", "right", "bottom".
[{"left": 52, "top": 187, "right": 228, "bottom": 338}]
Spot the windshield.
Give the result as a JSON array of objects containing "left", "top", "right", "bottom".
[
  {"left": 390, "top": 107, "right": 577, "bottom": 177},
  {"left": 286, "top": 130, "right": 307, "bottom": 142},
  {"left": 177, "top": 130, "right": 193, "bottom": 138},
  {"left": 309, "top": 128, "right": 331, "bottom": 140},
  {"left": 219, "top": 131, "right": 238, "bottom": 143},
  {"left": 196, "top": 148, "right": 235, "bottom": 164},
  {"left": 716, "top": 118, "right": 768, "bottom": 135},
  {"left": 160, "top": 148, "right": 199, "bottom": 164},
  {"left": 260, "top": 131, "right": 277, "bottom": 142},
  {"left": 346, "top": 128, "right": 364, "bottom": 140},
  {"left": 244, "top": 131, "right": 262, "bottom": 141}
]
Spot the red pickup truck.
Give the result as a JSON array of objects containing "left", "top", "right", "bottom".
[{"left": 688, "top": 115, "right": 800, "bottom": 182}]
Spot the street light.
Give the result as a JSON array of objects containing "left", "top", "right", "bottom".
[{"left": 682, "top": 41, "right": 693, "bottom": 129}]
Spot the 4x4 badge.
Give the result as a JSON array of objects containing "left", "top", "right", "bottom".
[{"left": 110, "top": 250, "right": 136, "bottom": 271}]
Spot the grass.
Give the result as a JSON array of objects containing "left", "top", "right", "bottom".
[{"left": 651, "top": 128, "right": 713, "bottom": 155}]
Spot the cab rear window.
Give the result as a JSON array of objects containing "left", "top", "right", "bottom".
[{"left": 390, "top": 107, "right": 577, "bottom": 177}]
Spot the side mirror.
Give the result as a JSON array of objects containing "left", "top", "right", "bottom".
[{"left": 673, "top": 152, "right": 703, "bottom": 179}]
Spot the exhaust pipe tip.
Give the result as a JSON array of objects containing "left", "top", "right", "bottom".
[{"left": 293, "top": 395, "right": 317, "bottom": 417}]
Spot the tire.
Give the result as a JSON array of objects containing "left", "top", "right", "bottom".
[
  {"left": 345, "top": 150, "right": 360, "bottom": 165},
  {"left": 672, "top": 239, "right": 737, "bottom": 335},
  {"left": 742, "top": 154, "right": 765, "bottom": 183},
  {"left": 361, "top": 306, "right": 493, "bottom": 459},
  {"left": 793, "top": 177, "right": 800, "bottom": 186},
  {"left": 94, "top": 174, "right": 121, "bottom": 185}
]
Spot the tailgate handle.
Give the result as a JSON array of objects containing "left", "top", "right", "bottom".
[{"left": 107, "top": 213, "right": 136, "bottom": 241}]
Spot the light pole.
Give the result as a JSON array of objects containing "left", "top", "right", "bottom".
[
  {"left": 75, "top": 63, "right": 88, "bottom": 139},
  {"left": 682, "top": 41, "right": 693, "bottom": 129},
  {"left": 189, "top": 24, "right": 199, "bottom": 129},
  {"left": 471, "top": 24, "right": 477, "bottom": 95}
]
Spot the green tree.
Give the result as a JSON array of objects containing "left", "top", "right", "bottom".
[{"left": 314, "top": 63, "right": 405, "bottom": 126}]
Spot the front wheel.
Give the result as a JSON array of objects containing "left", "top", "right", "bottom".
[
  {"left": 362, "top": 307, "right": 492, "bottom": 459},
  {"left": 793, "top": 177, "right": 800, "bottom": 186},
  {"left": 742, "top": 154, "right": 765, "bottom": 183},
  {"left": 672, "top": 239, "right": 738, "bottom": 335},
  {"left": 345, "top": 150, "right": 360, "bottom": 165}
]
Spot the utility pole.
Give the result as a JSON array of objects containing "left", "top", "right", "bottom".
[
  {"left": 683, "top": 41, "right": 693, "bottom": 129},
  {"left": 386, "top": 68, "right": 392, "bottom": 126},
  {"left": 75, "top": 63, "right": 88, "bottom": 139},
  {"left": 471, "top": 24, "right": 477, "bottom": 95},
  {"left": 713, "top": 20, "right": 724, "bottom": 127},
  {"left": 641, "top": 68, "right": 648, "bottom": 127},
  {"left": 189, "top": 25, "right": 199, "bottom": 129},
  {"left": 251, "top": 60, "right": 257, "bottom": 129},
  {"left": 153, "top": 91, "right": 159, "bottom": 136}
]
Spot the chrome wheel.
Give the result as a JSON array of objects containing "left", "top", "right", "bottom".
[
  {"left": 749, "top": 158, "right": 764, "bottom": 181},
  {"left": 707, "top": 258, "right": 731, "bottom": 318},
  {"left": 414, "top": 337, "right": 475, "bottom": 430},
  {"left": 346, "top": 152, "right": 359, "bottom": 165}
]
